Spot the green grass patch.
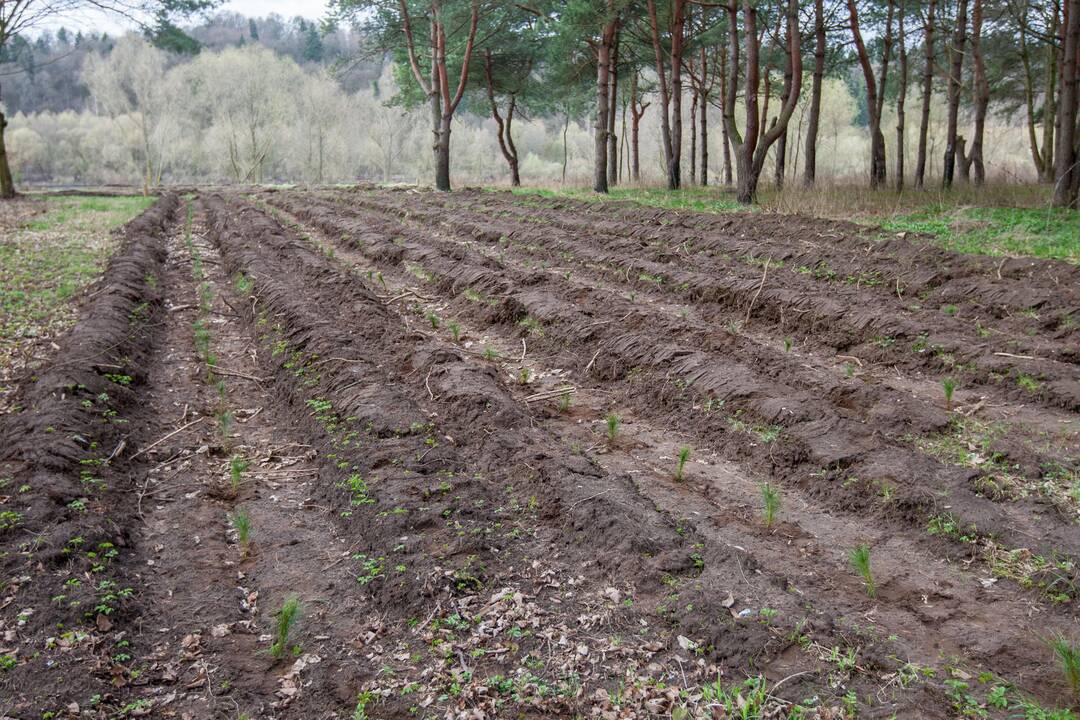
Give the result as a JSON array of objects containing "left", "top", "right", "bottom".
[
  {"left": 879, "top": 205, "right": 1080, "bottom": 262},
  {"left": 506, "top": 186, "right": 747, "bottom": 214},
  {"left": 1, "top": 195, "right": 155, "bottom": 396}
]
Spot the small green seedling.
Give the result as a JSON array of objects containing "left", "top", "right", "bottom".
[
  {"left": 942, "top": 377, "right": 957, "bottom": 412},
  {"left": 448, "top": 321, "right": 461, "bottom": 341},
  {"left": 761, "top": 483, "right": 780, "bottom": 527},
  {"left": 784, "top": 337, "right": 793, "bottom": 353},
  {"left": 674, "top": 446, "right": 691, "bottom": 481},
  {"left": 557, "top": 390, "right": 572, "bottom": 413},
  {"left": 268, "top": 594, "right": 302, "bottom": 659},
  {"left": 605, "top": 413, "right": 620, "bottom": 444},
  {"left": 229, "top": 454, "right": 250, "bottom": 491},
  {"left": 484, "top": 346, "right": 499, "bottom": 361},
  {"left": 1050, "top": 635, "right": 1080, "bottom": 696},
  {"left": 217, "top": 410, "right": 234, "bottom": 442},
  {"left": 518, "top": 367, "right": 531, "bottom": 385},
  {"left": 849, "top": 544, "right": 876, "bottom": 598},
  {"left": 426, "top": 312, "right": 440, "bottom": 329},
  {"left": 231, "top": 511, "right": 251, "bottom": 556}
]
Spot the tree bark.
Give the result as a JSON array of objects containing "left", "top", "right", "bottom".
[
  {"left": 969, "top": 0, "right": 989, "bottom": 184},
  {"left": 915, "top": 0, "right": 936, "bottom": 188},
  {"left": 719, "top": 49, "right": 733, "bottom": 185},
  {"left": 630, "top": 70, "right": 649, "bottom": 182},
  {"left": 690, "top": 87, "right": 698, "bottom": 184},
  {"left": 1053, "top": 0, "right": 1080, "bottom": 207},
  {"left": 896, "top": 0, "right": 908, "bottom": 191},
  {"left": 943, "top": 0, "right": 968, "bottom": 188},
  {"left": 607, "top": 26, "right": 620, "bottom": 186},
  {"left": 803, "top": 0, "right": 826, "bottom": 186},
  {"left": 1041, "top": 9, "right": 1060, "bottom": 182},
  {"left": 0, "top": 102, "right": 14, "bottom": 199},
  {"left": 594, "top": 3, "right": 617, "bottom": 193}
]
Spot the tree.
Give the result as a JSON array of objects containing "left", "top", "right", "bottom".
[
  {"left": 803, "top": 0, "right": 827, "bottom": 185},
  {"left": 646, "top": 0, "right": 687, "bottom": 190},
  {"left": 629, "top": 69, "right": 650, "bottom": 182},
  {"left": 83, "top": 35, "right": 174, "bottom": 195},
  {"left": 848, "top": 0, "right": 893, "bottom": 187},
  {"left": 914, "top": 0, "right": 936, "bottom": 187},
  {"left": 723, "top": 0, "right": 803, "bottom": 203},
  {"left": 967, "top": 0, "right": 988, "bottom": 184},
  {"left": 895, "top": 0, "right": 909, "bottom": 190},
  {"left": 0, "top": 0, "right": 217, "bottom": 199},
  {"left": 594, "top": 0, "right": 618, "bottom": 193},
  {"left": 942, "top": 0, "right": 968, "bottom": 188},
  {"left": 332, "top": 0, "right": 480, "bottom": 192},
  {"left": 1053, "top": 0, "right": 1080, "bottom": 207}
]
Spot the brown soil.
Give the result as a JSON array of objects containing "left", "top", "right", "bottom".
[{"left": 1, "top": 188, "right": 1077, "bottom": 719}]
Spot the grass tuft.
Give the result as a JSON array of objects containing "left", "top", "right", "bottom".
[{"left": 1050, "top": 635, "right": 1080, "bottom": 696}]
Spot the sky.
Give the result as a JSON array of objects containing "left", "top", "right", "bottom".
[{"left": 40, "top": 1, "right": 330, "bottom": 35}]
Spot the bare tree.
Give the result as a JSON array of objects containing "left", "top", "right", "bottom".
[{"left": 848, "top": 0, "right": 893, "bottom": 187}]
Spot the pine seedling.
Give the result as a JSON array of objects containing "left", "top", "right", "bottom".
[
  {"left": 848, "top": 544, "right": 876, "bottom": 598},
  {"left": 605, "top": 413, "right": 620, "bottom": 444},
  {"left": 518, "top": 367, "right": 531, "bottom": 385},
  {"left": 268, "top": 594, "right": 302, "bottom": 659},
  {"left": 217, "top": 410, "right": 234, "bottom": 442},
  {"left": 229, "top": 454, "right": 250, "bottom": 491},
  {"left": 426, "top": 312, "right": 440, "bottom": 329},
  {"left": 675, "top": 446, "right": 691, "bottom": 481},
  {"left": 231, "top": 511, "right": 251, "bottom": 556},
  {"left": 760, "top": 483, "right": 780, "bottom": 527},
  {"left": 483, "top": 346, "right": 499, "bottom": 361},
  {"left": 784, "top": 337, "right": 793, "bottom": 353},
  {"left": 1051, "top": 635, "right": 1080, "bottom": 696},
  {"left": 449, "top": 321, "right": 461, "bottom": 342},
  {"left": 942, "top": 377, "right": 957, "bottom": 411},
  {"left": 557, "top": 390, "right": 572, "bottom": 413}
]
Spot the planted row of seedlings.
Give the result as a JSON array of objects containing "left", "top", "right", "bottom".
[
  {"left": 0, "top": 194, "right": 178, "bottom": 711},
  {"left": 252, "top": 192, "right": 1080, "bottom": 713},
  {"left": 197, "top": 193, "right": 1029, "bottom": 717},
  {"left": 266, "top": 190, "right": 1080, "bottom": 587},
  {"left": 474, "top": 188, "right": 1080, "bottom": 323},
  {"left": 332, "top": 187, "right": 1078, "bottom": 413}
]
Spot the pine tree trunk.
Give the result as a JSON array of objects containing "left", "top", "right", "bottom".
[
  {"left": 896, "top": 0, "right": 908, "bottom": 191},
  {"left": 0, "top": 110, "right": 15, "bottom": 200},
  {"left": 1040, "top": 14, "right": 1059, "bottom": 183},
  {"left": 804, "top": 0, "right": 825, "bottom": 186},
  {"left": 435, "top": 115, "right": 452, "bottom": 192},
  {"left": 943, "top": 0, "right": 969, "bottom": 188},
  {"left": 700, "top": 90, "right": 709, "bottom": 186},
  {"left": 1053, "top": 0, "right": 1080, "bottom": 207},
  {"left": 690, "top": 89, "right": 698, "bottom": 184},
  {"left": 969, "top": 0, "right": 989, "bottom": 184},
  {"left": 607, "top": 28, "right": 619, "bottom": 187},
  {"left": 915, "top": 0, "right": 936, "bottom": 188},
  {"left": 594, "top": 15, "right": 615, "bottom": 194}
]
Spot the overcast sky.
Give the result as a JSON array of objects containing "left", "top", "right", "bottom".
[{"left": 41, "top": 1, "right": 330, "bottom": 35}]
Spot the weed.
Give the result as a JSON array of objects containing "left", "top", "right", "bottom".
[
  {"left": 760, "top": 483, "right": 780, "bottom": 527},
  {"left": 942, "top": 304, "right": 959, "bottom": 316},
  {"left": 231, "top": 511, "right": 251, "bottom": 556},
  {"left": 605, "top": 413, "right": 620, "bottom": 444},
  {"left": 675, "top": 446, "right": 691, "bottom": 481},
  {"left": 1017, "top": 373, "right": 1041, "bottom": 393},
  {"left": 268, "top": 595, "right": 302, "bottom": 659},
  {"left": 942, "top": 377, "right": 957, "bottom": 411},
  {"left": 1050, "top": 635, "right": 1080, "bottom": 695},
  {"left": 234, "top": 274, "right": 253, "bottom": 295},
  {"left": 843, "top": 362, "right": 855, "bottom": 378},
  {"left": 849, "top": 544, "right": 876, "bottom": 597}
]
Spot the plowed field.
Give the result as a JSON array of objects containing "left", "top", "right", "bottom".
[{"left": 2, "top": 187, "right": 1077, "bottom": 719}]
